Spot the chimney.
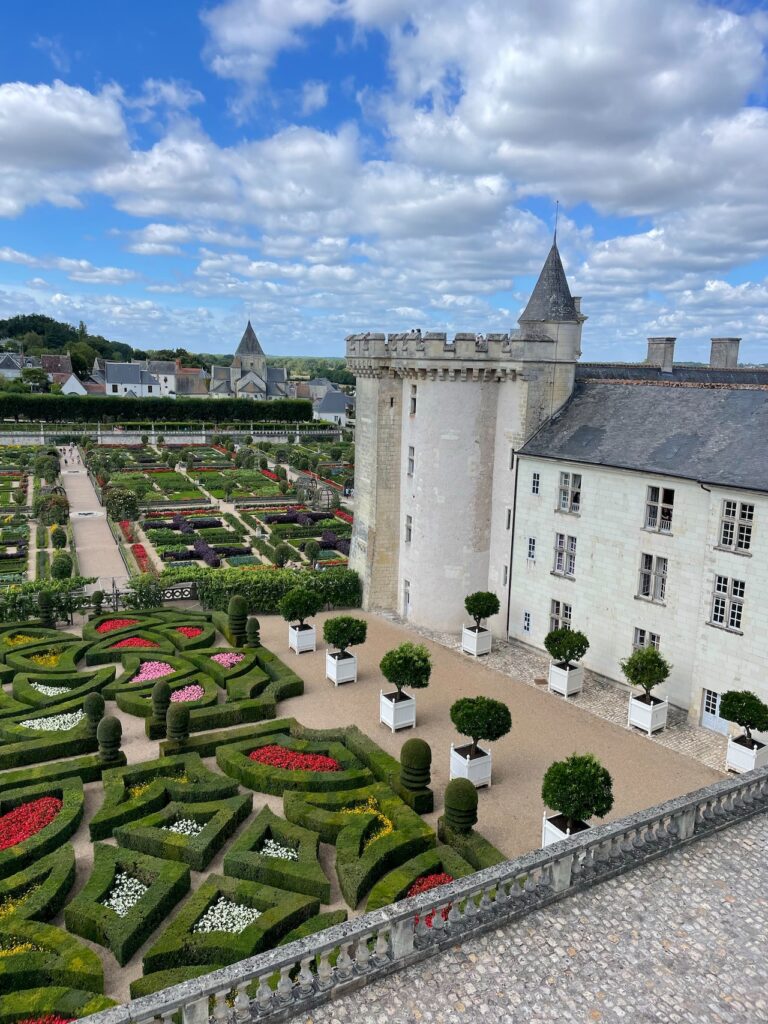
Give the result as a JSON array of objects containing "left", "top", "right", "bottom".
[
  {"left": 710, "top": 337, "right": 740, "bottom": 369},
  {"left": 646, "top": 337, "right": 676, "bottom": 374},
  {"left": 573, "top": 296, "right": 582, "bottom": 313}
]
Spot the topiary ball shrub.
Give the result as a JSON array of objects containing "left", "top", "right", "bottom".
[
  {"left": 544, "top": 627, "right": 589, "bottom": 667},
  {"left": 246, "top": 616, "right": 261, "bottom": 648},
  {"left": 51, "top": 552, "right": 73, "bottom": 580},
  {"left": 51, "top": 525, "right": 67, "bottom": 550},
  {"left": 38, "top": 589, "right": 55, "bottom": 629},
  {"left": 450, "top": 696, "right": 512, "bottom": 756},
  {"left": 720, "top": 690, "right": 768, "bottom": 748},
  {"left": 97, "top": 715, "right": 122, "bottom": 764},
  {"left": 304, "top": 539, "right": 320, "bottom": 563},
  {"left": 279, "top": 587, "right": 322, "bottom": 627},
  {"left": 167, "top": 703, "right": 190, "bottom": 743},
  {"left": 400, "top": 738, "right": 432, "bottom": 791},
  {"left": 541, "top": 752, "right": 614, "bottom": 833},
  {"left": 444, "top": 778, "right": 478, "bottom": 834},
  {"left": 91, "top": 590, "right": 105, "bottom": 618},
  {"left": 83, "top": 692, "right": 106, "bottom": 738},
  {"left": 322, "top": 615, "right": 367, "bottom": 654},
  {"left": 464, "top": 591, "right": 500, "bottom": 629},
  {"left": 228, "top": 595, "right": 248, "bottom": 646},
  {"left": 379, "top": 642, "right": 432, "bottom": 696}
]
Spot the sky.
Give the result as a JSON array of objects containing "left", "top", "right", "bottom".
[{"left": 0, "top": 0, "right": 767, "bottom": 362}]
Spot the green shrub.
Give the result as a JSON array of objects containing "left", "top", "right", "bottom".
[
  {"left": 379, "top": 642, "right": 431, "bottom": 696},
  {"left": 228, "top": 594, "right": 248, "bottom": 646},
  {"left": 0, "top": 753, "right": 125, "bottom": 796},
  {"left": 97, "top": 715, "right": 122, "bottom": 765},
  {"left": 449, "top": 696, "right": 512, "bottom": 755},
  {"left": 50, "top": 527, "right": 67, "bottom": 550},
  {"left": 0, "top": 846, "right": 76, "bottom": 921},
  {"left": 444, "top": 778, "right": 478, "bottom": 834},
  {"left": 160, "top": 718, "right": 293, "bottom": 758},
  {"left": 400, "top": 738, "right": 431, "bottom": 791},
  {"left": 11, "top": 667, "right": 114, "bottom": 712},
  {"left": 541, "top": 753, "right": 614, "bottom": 831},
  {"left": 621, "top": 646, "right": 671, "bottom": 700},
  {"left": 246, "top": 616, "right": 261, "bottom": 647},
  {"left": 129, "top": 966, "right": 213, "bottom": 999},
  {"left": 105, "top": 487, "right": 139, "bottom": 522},
  {"left": 279, "top": 587, "right": 323, "bottom": 626},
  {"left": 216, "top": 736, "right": 370, "bottom": 796},
  {"left": 464, "top": 591, "right": 500, "bottom": 628},
  {"left": 0, "top": 919, "right": 104, "bottom": 995},
  {"left": 64, "top": 844, "right": 190, "bottom": 966},
  {"left": 720, "top": 690, "right": 768, "bottom": 746},
  {"left": 151, "top": 680, "right": 172, "bottom": 736},
  {"left": 366, "top": 846, "right": 474, "bottom": 910},
  {"left": 322, "top": 615, "right": 367, "bottom": 653},
  {"left": 37, "top": 591, "right": 54, "bottom": 629},
  {"left": 544, "top": 627, "right": 589, "bottom": 666},
  {"left": 437, "top": 817, "right": 506, "bottom": 870},
  {"left": 50, "top": 553, "right": 72, "bottom": 580},
  {"left": 304, "top": 539, "right": 320, "bottom": 562},
  {"left": 83, "top": 692, "right": 105, "bottom": 737},
  {"left": 166, "top": 703, "right": 190, "bottom": 743},
  {"left": 0, "top": 987, "right": 114, "bottom": 1022}
]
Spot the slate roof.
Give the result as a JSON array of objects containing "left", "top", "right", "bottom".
[
  {"left": 144, "top": 359, "right": 177, "bottom": 375},
  {"left": 315, "top": 391, "right": 353, "bottom": 414},
  {"left": 519, "top": 242, "right": 579, "bottom": 324},
  {"left": 104, "top": 362, "right": 160, "bottom": 386},
  {"left": 519, "top": 380, "right": 768, "bottom": 493},
  {"left": 175, "top": 371, "right": 209, "bottom": 396},
  {"left": 236, "top": 321, "right": 264, "bottom": 357},
  {"left": 41, "top": 354, "right": 73, "bottom": 374},
  {"left": 577, "top": 363, "right": 768, "bottom": 386}
]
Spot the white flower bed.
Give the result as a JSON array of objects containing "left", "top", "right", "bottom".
[
  {"left": 260, "top": 838, "right": 299, "bottom": 861},
  {"left": 162, "top": 817, "right": 204, "bottom": 837},
  {"left": 19, "top": 710, "right": 85, "bottom": 731},
  {"left": 193, "top": 896, "right": 261, "bottom": 934},
  {"left": 100, "top": 872, "right": 149, "bottom": 917},
  {"left": 30, "top": 681, "right": 70, "bottom": 696}
]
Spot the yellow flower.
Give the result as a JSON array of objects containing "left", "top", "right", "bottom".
[
  {"left": 0, "top": 885, "right": 39, "bottom": 919},
  {"left": 340, "top": 797, "right": 394, "bottom": 849},
  {"left": 0, "top": 941, "right": 40, "bottom": 957},
  {"left": 29, "top": 653, "right": 60, "bottom": 668},
  {"left": 4, "top": 634, "right": 38, "bottom": 646}
]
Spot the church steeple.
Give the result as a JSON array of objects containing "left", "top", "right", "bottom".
[
  {"left": 236, "top": 320, "right": 264, "bottom": 357},
  {"left": 231, "top": 320, "right": 267, "bottom": 378},
  {"left": 519, "top": 241, "right": 579, "bottom": 325}
]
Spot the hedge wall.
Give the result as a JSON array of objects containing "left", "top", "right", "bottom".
[
  {"left": 64, "top": 844, "right": 190, "bottom": 966},
  {"left": 159, "top": 718, "right": 294, "bottom": 758},
  {"left": 216, "top": 736, "right": 372, "bottom": 796},
  {"left": 0, "top": 846, "right": 76, "bottom": 921},
  {"left": 437, "top": 817, "right": 507, "bottom": 870},
  {"left": 0, "top": 987, "right": 114, "bottom": 1023},
  {"left": 365, "top": 846, "right": 475, "bottom": 911},
  {"left": 170, "top": 566, "right": 361, "bottom": 613},
  {"left": 0, "top": 919, "right": 104, "bottom": 994},
  {"left": 0, "top": 752, "right": 125, "bottom": 796},
  {"left": 11, "top": 666, "right": 115, "bottom": 710}
]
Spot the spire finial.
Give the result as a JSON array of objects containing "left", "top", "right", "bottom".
[{"left": 554, "top": 200, "right": 559, "bottom": 245}]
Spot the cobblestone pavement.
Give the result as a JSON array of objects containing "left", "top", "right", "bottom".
[
  {"left": 386, "top": 616, "right": 727, "bottom": 772},
  {"left": 291, "top": 815, "right": 768, "bottom": 1024}
]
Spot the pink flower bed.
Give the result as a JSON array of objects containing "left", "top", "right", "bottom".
[
  {"left": 96, "top": 618, "right": 139, "bottom": 634},
  {"left": 130, "top": 661, "right": 175, "bottom": 684},
  {"left": 176, "top": 626, "right": 203, "bottom": 639},
  {"left": 210, "top": 652, "right": 245, "bottom": 669},
  {"left": 170, "top": 684, "right": 205, "bottom": 703}
]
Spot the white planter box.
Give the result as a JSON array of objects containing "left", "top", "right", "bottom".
[
  {"left": 461, "top": 626, "right": 492, "bottom": 657},
  {"left": 450, "top": 743, "right": 492, "bottom": 788},
  {"left": 628, "top": 695, "right": 668, "bottom": 735},
  {"left": 548, "top": 662, "right": 583, "bottom": 697},
  {"left": 541, "top": 813, "right": 590, "bottom": 848},
  {"left": 725, "top": 735, "right": 768, "bottom": 773},
  {"left": 288, "top": 623, "right": 316, "bottom": 654},
  {"left": 379, "top": 690, "right": 416, "bottom": 733},
  {"left": 325, "top": 651, "right": 357, "bottom": 686}
]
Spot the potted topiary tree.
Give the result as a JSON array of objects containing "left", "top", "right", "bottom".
[
  {"left": 461, "top": 592, "right": 500, "bottom": 656},
  {"left": 541, "top": 752, "right": 614, "bottom": 846},
  {"left": 621, "top": 646, "right": 671, "bottom": 735},
  {"left": 449, "top": 696, "right": 511, "bottom": 788},
  {"left": 720, "top": 690, "right": 768, "bottom": 773},
  {"left": 323, "top": 615, "right": 367, "bottom": 685},
  {"left": 279, "top": 587, "right": 323, "bottom": 654},
  {"left": 545, "top": 627, "right": 589, "bottom": 697},
  {"left": 379, "top": 642, "right": 431, "bottom": 732}
]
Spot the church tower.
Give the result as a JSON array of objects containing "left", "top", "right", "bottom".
[
  {"left": 345, "top": 240, "right": 586, "bottom": 633},
  {"left": 231, "top": 321, "right": 267, "bottom": 380}
]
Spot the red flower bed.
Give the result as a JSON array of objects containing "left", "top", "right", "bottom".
[
  {"left": 118, "top": 520, "right": 135, "bottom": 542},
  {"left": 145, "top": 508, "right": 210, "bottom": 518},
  {"left": 259, "top": 469, "right": 279, "bottom": 481},
  {"left": 335, "top": 509, "right": 353, "bottom": 524},
  {"left": 131, "top": 543, "right": 151, "bottom": 572},
  {"left": 176, "top": 626, "right": 203, "bottom": 638},
  {"left": 0, "top": 796, "right": 63, "bottom": 851},
  {"left": 96, "top": 618, "right": 139, "bottom": 634},
  {"left": 248, "top": 745, "right": 341, "bottom": 772},
  {"left": 18, "top": 1016, "right": 74, "bottom": 1024},
  {"left": 408, "top": 872, "right": 454, "bottom": 928},
  {"left": 110, "top": 636, "right": 160, "bottom": 649}
]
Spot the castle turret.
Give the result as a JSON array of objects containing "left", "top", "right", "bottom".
[{"left": 346, "top": 244, "right": 585, "bottom": 632}]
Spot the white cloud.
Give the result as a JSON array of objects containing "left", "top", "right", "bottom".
[
  {"left": 0, "top": 246, "right": 137, "bottom": 285},
  {"left": 301, "top": 80, "right": 329, "bottom": 115},
  {"left": 31, "top": 36, "right": 71, "bottom": 73}
]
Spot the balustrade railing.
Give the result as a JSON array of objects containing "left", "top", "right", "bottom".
[{"left": 79, "top": 766, "right": 768, "bottom": 1024}]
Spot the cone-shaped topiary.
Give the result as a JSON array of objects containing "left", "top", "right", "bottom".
[
  {"left": 166, "top": 703, "right": 190, "bottom": 743},
  {"left": 444, "top": 777, "right": 478, "bottom": 834},
  {"left": 400, "top": 737, "right": 431, "bottom": 791},
  {"left": 91, "top": 590, "right": 104, "bottom": 618},
  {"left": 83, "top": 692, "right": 105, "bottom": 738},
  {"left": 151, "top": 680, "right": 172, "bottom": 734},
  {"left": 228, "top": 595, "right": 248, "bottom": 646},
  {"left": 97, "top": 714, "right": 122, "bottom": 764},
  {"left": 246, "top": 616, "right": 261, "bottom": 648},
  {"left": 37, "top": 589, "right": 54, "bottom": 629}
]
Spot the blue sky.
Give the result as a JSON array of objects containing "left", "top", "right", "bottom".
[{"left": 0, "top": 0, "right": 767, "bottom": 361}]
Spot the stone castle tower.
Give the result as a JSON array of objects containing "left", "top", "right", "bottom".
[
  {"left": 345, "top": 241, "right": 586, "bottom": 633},
  {"left": 231, "top": 321, "right": 267, "bottom": 379}
]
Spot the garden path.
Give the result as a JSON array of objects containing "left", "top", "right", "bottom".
[{"left": 59, "top": 457, "right": 127, "bottom": 583}]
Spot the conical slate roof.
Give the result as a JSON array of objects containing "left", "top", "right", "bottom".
[
  {"left": 519, "top": 242, "right": 578, "bottom": 323},
  {"left": 236, "top": 321, "right": 264, "bottom": 356}
]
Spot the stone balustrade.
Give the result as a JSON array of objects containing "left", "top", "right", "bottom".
[{"left": 79, "top": 766, "right": 768, "bottom": 1024}]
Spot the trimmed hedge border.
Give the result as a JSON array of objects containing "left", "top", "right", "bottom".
[
  {"left": 0, "top": 846, "right": 76, "bottom": 921},
  {"left": 85, "top": 632, "right": 176, "bottom": 666},
  {"left": 0, "top": 752, "right": 126, "bottom": 796},
  {"left": 142, "top": 874, "right": 319, "bottom": 974},
  {"left": 365, "top": 846, "right": 476, "bottom": 911},
  {"left": 129, "top": 966, "right": 214, "bottom": 1000},
  {"left": 5, "top": 640, "right": 91, "bottom": 674},
  {"left": 437, "top": 817, "right": 507, "bottom": 870},
  {"left": 216, "top": 736, "right": 371, "bottom": 796},
  {"left": 11, "top": 666, "right": 115, "bottom": 710},
  {"left": 224, "top": 806, "right": 330, "bottom": 902},
  {"left": 0, "top": 987, "right": 114, "bottom": 1023},
  {"left": 115, "top": 674, "right": 218, "bottom": 719},
  {"left": 89, "top": 753, "right": 239, "bottom": 840},
  {"left": 0, "top": 919, "right": 104, "bottom": 994},
  {"left": 113, "top": 794, "right": 252, "bottom": 871},
  {"left": 159, "top": 718, "right": 295, "bottom": 758},
  {"left": 64, "top": 844, "right": 191, "bottom": 966},
  {"left": 102, "top": 653, "right": 197, "bottom": 700},
  {"left": 0, "top": 778, "right": 84, "bottom": 879}
]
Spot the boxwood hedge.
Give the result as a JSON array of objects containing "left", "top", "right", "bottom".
[
  {"left": 64, "top": 844, "right": 190, "bottom": 966},
  {"left": 5, "top": 640, "right": 91, "bottom": 674},
  {"left": 85, "top": 631, "right": 176, "bottom": 666},
  {"left": 11, "top": 666, "right": 115, "bottom": 710},
  {"left": 365, "top": 846, "right": 476, "bottom": 911},
  {"left": 0, "top": 751, "right": 125, "bottom": 796},
  {"left": 115, "top": 673, "right": 218, "bottom": 719},
  {"left": 0, "top": 987, "right": 114, "bottom": 1023},
  {"left": 217, "top": 736, "right": 371, "bottom": 796},
  {"left": 159, "top": 718, "right": 294, "bottom": 758},
  {"left": 437, "top": 817, "right": 507, "bottom": 870},
  {"left": 0, "top": 846, "right": 76, "bottom": 921},
  {"left": 0, "top": 779, "right": 84, "bottom": 879},
  {"left": 102, "top": 653, "right": 197, "bottom": 699},
  {"left": 0, "top": 919, "right": 104, "bottom": 994}
]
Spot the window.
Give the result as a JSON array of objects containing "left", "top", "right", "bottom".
[
  {"left": 558, "top": 471, "right": 581, "bottom": 513},
  {"left": 710, "top": 575, "right": 745, "bottom": 631},
  {"left": 502, "top": 565, "right": 508, "bottom": 587},
  {"left": 553, "top": 534, "right": 576, "bottom": 577},
  {"left": 403, "top": 579, "right": 411, "bottom": 616},
  {"left": 527, "top": 537, "right": 536, "bottom": 560},
  {"left": 645, "top": 486, "right": 674, "bottom": 532},
  {"left": 147, "top": 386, "right": 153, "bottom": 394},
  {"left": 638, "top": 554, "right": 667, "bottom": 602},
  {"left": 550, "top": 599, "right": 572, "bottom": 632},
  {"left": 505, "top": 507, "right": 512, "bottom": 530},
  {"left": 719, "top": 500, "right": 754, "bottom": 552},
  {"left": 407, "top": 446, "right": 415, "bottom": 476},
  {"left": 523, "top": 611, "right": 531, "bottom": 633},
  {"left": 531, "top": 472, "right": 540, "bottom": 495},
  {"left": 633, "top": 628, "right": 660, "bottom": 650},
  {"left": 405, "top": 515, "right": 413, "bottom": 543},
  {"left": 111, "top": 384, "right": 118, "bottom": 393},
  {"left": 409, "top": 384, "right": 417, "bottom": 415}
]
